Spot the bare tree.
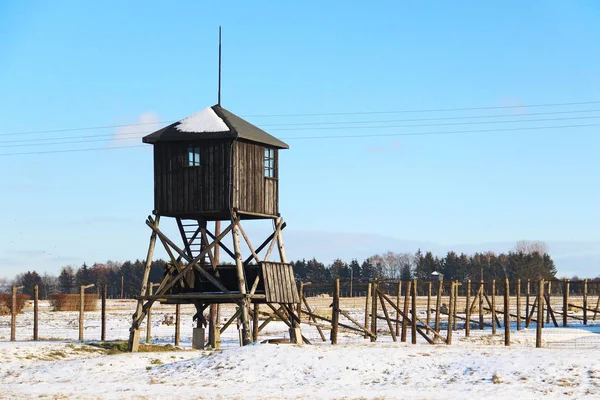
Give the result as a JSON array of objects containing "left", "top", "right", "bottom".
[{"left": 514, "top": 240, "right": 548, "bottom": 255}]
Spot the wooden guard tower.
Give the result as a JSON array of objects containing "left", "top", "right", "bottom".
[{"left": 128, "top": 104, "right": 302, "bottom": 351}]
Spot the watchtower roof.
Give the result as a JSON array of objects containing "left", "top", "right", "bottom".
[{"left": 142, "top": 105, "right": 289, "bottom": 149}]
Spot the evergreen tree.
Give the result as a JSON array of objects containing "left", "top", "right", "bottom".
[
  {"left": 58, "top": 266, "right": 75, "bottom": 294},
  {"left": 17, "top": 270, "right": 43, "bottom": 297}
]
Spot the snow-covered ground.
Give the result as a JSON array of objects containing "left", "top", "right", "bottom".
[{"left": 1, "top": 299, "right": 600, "bottom": 399}]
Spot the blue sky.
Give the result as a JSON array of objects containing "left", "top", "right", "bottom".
[{"left": 1, "top": 1, "right": 600, "bottom": 279}]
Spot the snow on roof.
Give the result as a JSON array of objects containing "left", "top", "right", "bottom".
[{"left": 175, "top": 107, "right": 229, "bottom": 133}]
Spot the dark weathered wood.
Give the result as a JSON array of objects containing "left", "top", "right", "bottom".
[
  {"left": 175, "top": 304, "right": 181, "bottom": 346},
  {"left": 101, "top": 284, "right": 107, "bottom": 341},
  {"left": 411, "top": 279, "right": 417, "bottom": 344},
  {"left": 583, "top": 279, "right": 588, "bottom": 325},
  {"left": 490, "top": 280, "right": 497, "bottom": 335},
  {"left": 504, "top": 278, "right": 510, "bottom": 346},
  {"left": 401, "top": 280, "right": 411, "bottom": 342},
  {"left": 364, "top": 283, "right": 371, "bottom": 339},
  {"left": 516, "top": 279, "right": 521, "bottom": 331},
  {"left": 563, "top": 280, "right": 569, "bottom": 327},
  {"left": 331, "top": 279, "right": 340, "bottom": 344},
  {"left": 536, "top": 279, "right": 544, "bottom": 348},
  {"left": 146, "top": 217, "right": 230, "bottom": 293},
  {"left": 33, "top": 285, "right": 39, "bottom": 341}
]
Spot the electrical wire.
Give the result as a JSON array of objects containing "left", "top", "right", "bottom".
[
  {"left": 2, "top": 99, "right": 599, "bottom": 137},
  {"left": 2, "top": 113, "right": 600, "bottom": 147}
]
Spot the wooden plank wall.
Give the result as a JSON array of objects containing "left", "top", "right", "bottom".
[
  {"left": 153, "top": 141, "right": 232, "bottom": 215},
  {"left": 262, "top": 262, "right": 300, "bottom": 304},
  {"left": 233, "top": 141, "right": 278, "bottom": 216}
]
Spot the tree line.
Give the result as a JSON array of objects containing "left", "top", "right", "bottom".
[{"left": 0, "top": 241, "right": 581, "bottom": 299}]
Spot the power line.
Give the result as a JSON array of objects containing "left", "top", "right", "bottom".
[
  {"left": 2, "top": 100, "right": 600, "bottom": 137},
  {"left": 244, "top": 100, "right": 600, "bottom": 118},
  {"left": 3, "top": 113, "right": 600, "bottom": 147},
  {"left": 0, "top": 144, "right": 145, "bottom": 156},
  {"left": 1, "top": 122, "right": 599, "bottom": 156}
]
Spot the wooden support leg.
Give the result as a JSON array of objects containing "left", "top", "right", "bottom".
[
  {"left": 231, "top": 219, "right": 252, "bottom": 346},
  {"left": 128, "top": 216, "right": 159, "bottom": 352},
  {"left": 253, "top": 303, "right": 260, "bottom": 342},
  {"left": 465, "top": 280, "right": 471, "bottom": 337}
]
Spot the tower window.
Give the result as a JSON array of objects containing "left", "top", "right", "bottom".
[
  {"left": 264, "top": 148, "right": 275, "bottom": 178},
  {"left": 188, "top": 146, "right": 201, "bottom": 166}
]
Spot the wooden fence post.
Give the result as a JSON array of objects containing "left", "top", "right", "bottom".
[
  {"left": 364, "top": 283, "right": 371, "bottom": 339},
  {"left": 370, "top": 281, "right": 378, "bottom": 342},
  {"left": 395, "top": 281, "right": 402, "bottom": 337},
  {"left": 526, "top": 279, "right": 531, "bottom": 321},
  {"left": 536, "top": 279, "right": 544, "bottom": 348},
  {"left": 426, "top": 281, "right": 432, "bottom": 334},
  {"left": 446, "top": 282, "right": 454, "bottom": 345},
  {"left": 546, "top": 281, "right": 552, "bottom": 324},
  {"left": 491, "top": 280, "right": 496, "bottom": 335},
  {"left": 33, "top": 284, "right": 39, "bottom": 341},
  {"left": 479, "top": 279, "right": 484, "bottom": 330},
  {"left": 504, "top": 278, "right": 510, "bottom": 346},
  {"left": 411, "top": 279, "right": 417, "bottom": 345},
  {"left": 401, "top": 280, "right": 411, "bottom": 342},
  {"left": 583, "top": 279, "right": 588, "bottom": 325},
  {"left": 465, "top": 280, "right": 471, "bottom": 337},
  {"left": 563, "top": 279, "right": 569, "bottom": 327},
  {"left": 516, "top": 279, "right": 521, "bottom": 331},
  {"left": 331, "top": 279, "right": 340, "bottom": 345},
  {"left": 175, "top": 304, "right": 181, "bottom": 346},
  {"left": 101, "top": 284, "right": 107, "bottom": 341},
  {"left": 434, "top": 279, "right": 443, "bottom": 333},
  {"left": 452, "top": 281, "right": 458, "bottom": 331},
  {"left": 10, "top": 285, "right": 23, "bottom": 341},
  {"left": 79, "top": 284, "right": 95, "bottom": 341}
]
